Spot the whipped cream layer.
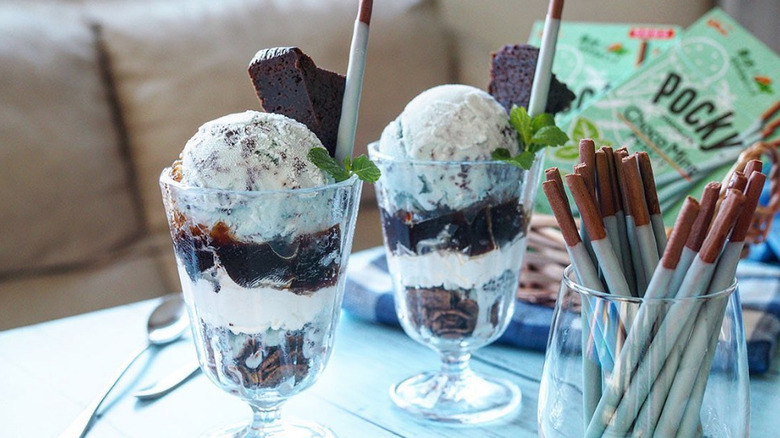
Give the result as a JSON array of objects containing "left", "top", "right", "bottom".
[
  {"left": 388, "top": 235, "right": 527, "bottom": 291},
  {"left": 178, "top": 261, "right": 338, "bottom": 335},
  {"left": 391, "top": 237, "right": 526, "bottom": 342}
]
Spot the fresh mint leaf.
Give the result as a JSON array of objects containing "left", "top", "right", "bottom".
[
  {"left": 514, "top": 151, "right": 537, "bottom": 170},
  {"left": 531, "top": 113, "right": 555, "bottom": 132},
  {"left": 308, "top": 148, "right": 350, "bottom": 182},
  {"left": 493, "top": 107, "right": 569, "bottom": 169},
  {"left": 491, "top": 148, "right": 512, "bottom": 161},
  {"left": 492, "top": 148, "right": 536, "bottom": 170},
  {"left": 509, "top": 105, "right": 532, "bottom": 148},
  {"left": 307, "top": 148, "right": 381, "bottom": 183},
  {"left": 350, "top": 155, "right": 381, "bottom": 183},
  {"left": 530, "top": 125, "right": 569, "bottom": 151}
]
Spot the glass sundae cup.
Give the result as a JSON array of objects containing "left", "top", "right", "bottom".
[
  {"left": 160, "top": 171, "right": 361, "bottom": 438},
  {"left": 369, "top": 141, "right": 543, "bottom": 424}
]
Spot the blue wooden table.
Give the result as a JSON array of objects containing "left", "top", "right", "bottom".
[{"left": 1, "top": 296, "right": 777, "bottom": 437}]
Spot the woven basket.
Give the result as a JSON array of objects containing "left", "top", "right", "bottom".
[{"left": 518, "top": 141, "right": 780, "bottom": 307}]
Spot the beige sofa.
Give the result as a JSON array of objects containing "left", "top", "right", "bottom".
[{"left": 0, "top": 0, "right": 713, "bottom": 330}]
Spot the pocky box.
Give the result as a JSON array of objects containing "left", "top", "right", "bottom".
[
  {"left": 528, "top": 21, "right": 681, "bottom": 120},
  {"left": 537, "top": 8, "right": 780, "bottom": 222}
]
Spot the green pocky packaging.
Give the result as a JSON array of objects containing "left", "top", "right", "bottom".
[
  {"left": 528, "top": 21, "right": 681, "bottom": 120},
  {"left": 537, "top": 9, "right": 780, "bottom": 223}
]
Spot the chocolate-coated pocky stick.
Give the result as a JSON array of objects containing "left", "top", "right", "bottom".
[
  {"left": 589, "top": 192, "right": 745, "bottom": 437},
  {"left": 668, "top": 182, "right": 721, "bottom": 294},
  {"left": 614, "top": 147, "right": 644, "bottom": 294},
  {"left": 546, "top": 168, "right": 619, "bottom": 363},
  {"left": 566, "top": 173, "right": 631, "bottom": 297},
  {"left": 543, "top": 178, "right": 606, "bottom": 423},
  {"left": 604, "top": 146, "right": 636, "bottom": 296},
  {"left": 595, "top": 150, "right": 624, "bottom": 277},
  {"left": 670, "top": 169, "right": 766, "bottom": 438},
  {"left": 637, "top": 152, "right": 667, "bottom": 254},
  {"left": 579, "top": 139, "right": 597, "bottom": 198},
  {"left": 622, "top": 154, "right": 659, "bottom": 294},
  {"left": 576, "top": 139, "right": 599, "bottom": 271},
  {"left": 584, "top": 197, "right": 699, "bottom": 437},
  {"left": 624, "top": 197, "right": 702, "bottom": 433},
  {"left": 744, "top": 158, "right": 763, "bottom": 179}
]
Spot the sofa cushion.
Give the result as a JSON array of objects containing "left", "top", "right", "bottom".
[
  {"left": 88, "top": 0, "right": 450, "bottom": 233},
  {"left": 0, "top": 3, "right": 142, "bottom": 276},
  {"left": 0, "top": 246, "right": 168, "bottom": 330}
]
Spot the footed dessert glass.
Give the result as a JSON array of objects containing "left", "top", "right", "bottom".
[
  {"left": 369, "top": 142, "right": 543, "bottom": 424},
  {"left": 160, "top": 171, "right": 362, "bottom": 438},
  {"left": 539, "top": 266, "right": 749, "bottom": 437}
]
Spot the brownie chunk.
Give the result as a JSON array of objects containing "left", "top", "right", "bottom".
[
  {"left": 407, "top": 288, "right": 480, "bottom": 338},
  {"left": 488, "top": 44, "right": 575, "bottom": 115},
  {"left": 202, "top": 321, "right": 312, "bottom": 389},
  {"left": 249, "top": 47, "right": 345, "bottom": 156}
]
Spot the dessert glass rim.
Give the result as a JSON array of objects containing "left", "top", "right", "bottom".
[
  {"left": 159, "top": 167, "right": 360, "bottom": 196},
  {"left": 367, "top": 141, "right": 533, "bottom": 167},
  {"left": 561, "top": 265, "right": 738, "bottom": 304}
]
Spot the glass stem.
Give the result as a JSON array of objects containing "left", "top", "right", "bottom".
[
  {"left": 440, "top": 351, "right": 473, "bottom": 382},
  {"left": 247, "top": 404, "right": 284, "bottom": 436}
]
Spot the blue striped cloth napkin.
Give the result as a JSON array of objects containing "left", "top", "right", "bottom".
[{"left": 343, "top": 246, "right": 780, "bottom": 374}]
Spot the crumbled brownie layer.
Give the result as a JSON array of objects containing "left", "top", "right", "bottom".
[
  {"left": 488, "top": 44, "right": 575, "bottom": 115},
  {"left": 380, "top": 197, "right": 526, "bottom": 257},
  {"left": 200, "top": 320, "right": 311, "bottom": 389},
  {"left": 248, "top": 47, "right": 345, "bottom": 156},
  {"left": 172, "top": 221, "right": 342, "bottom": 294},
  {"left": 405, "top": 288, "right": 500, "bottom": 339}
]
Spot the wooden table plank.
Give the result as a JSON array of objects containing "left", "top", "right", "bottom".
[
  {"left": 318, "top": 316, "right": 538, "bottom": 437},
  {"left": 1, "top": 297, "right": 777, "bottom": 437}
]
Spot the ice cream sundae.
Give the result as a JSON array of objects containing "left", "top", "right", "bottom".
[
  {"left": 371, "top": 84, "right": 531, "bottom": 345},
  {"left": 161, "top": 47, "right": 364, "bottom": 401}
]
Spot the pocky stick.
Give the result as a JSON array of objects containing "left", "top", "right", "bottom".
[
  {"left": 596, "top": 150, "right": 624, "bottom": 274},
  {"left": 614, "top": 147, "right": 642, "bottom": 295},
  {"left": 543, "top": 178, "right": 607, "bottom": 422},
  {"left": 594, "top": 193, "right": 744, "bottom": 437},
  {"left": 579, "top": 139, "right": 597, "bottom": 198},
  {"left": 566, "top": 173, "right": 631, "bottom": 297},
  {"left": 586, "top": 192, "right": 745, "bottom": 437},
  {"left": 624, "top": 198, "right": 702, "bottom": 434},
  {"left": 672, "top": 169, "right": 765, "bottom": 438},
  {"left": 605, "top": 146, "right": 636, "bottom": 296},
  {"left": 585, "top": 198, "right": 700, "bottom": 437},
  {"left": 637, "top": 152, "right": 667, "bottom": 254},
  {"left": 669, "top": 182, "right": 721, "bottom": 294},
  {"left": 622, "top": 154, "right": 659, "bottom": 294},
  {"left": 576, "top": 139, "right": 599, "bottom": 268}
]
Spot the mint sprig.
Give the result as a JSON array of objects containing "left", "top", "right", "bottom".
[
  {"left": 493, "top": 105, "right": 569, "bottom": 170},
  {"left": 308, "top": 148, "right": 380, "bottom": 183},
  {"left": 346, "top": 155, "right": 381, "bottom": 183}
]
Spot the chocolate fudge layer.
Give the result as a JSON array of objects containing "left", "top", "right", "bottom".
[
  {"left": 380, "top": 197, "right": 527, "bottom": 257},
  {"left": 171, "top": 220, "right": 342, "bottom": 295}
]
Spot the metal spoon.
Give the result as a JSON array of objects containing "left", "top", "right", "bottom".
[
  {"left": 133, "top": 358, "right": 201, "bottom": 401},
  {"left": 59, "top": 294, "right": 189, "bottom": 438}
]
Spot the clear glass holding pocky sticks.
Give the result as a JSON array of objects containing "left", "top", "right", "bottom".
[{"left": 539, "top": 146, "right": 763, "bottom": 436}]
